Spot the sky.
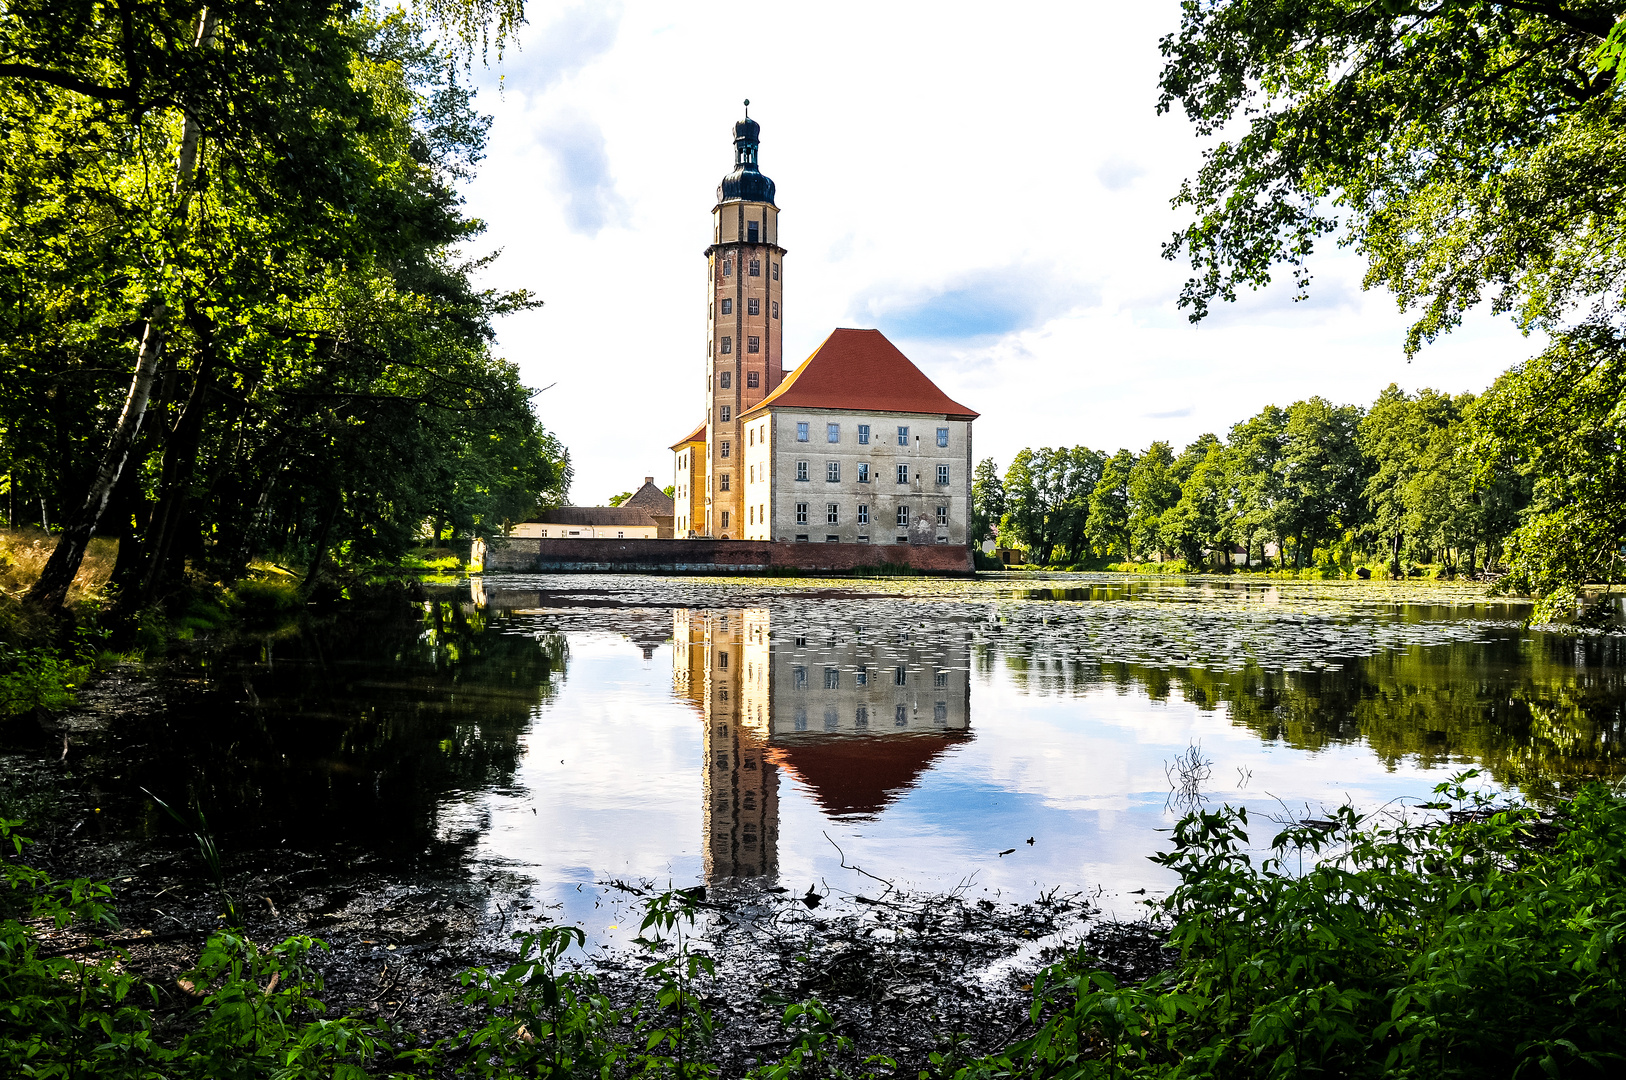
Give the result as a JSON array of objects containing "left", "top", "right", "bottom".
[{"left": 456, "top": 1, "right": 1541, "bottom": 506}]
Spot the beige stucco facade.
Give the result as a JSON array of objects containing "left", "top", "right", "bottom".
[
  {"left": 739, "top": 408, "right": 974, "bottom": 545},
  {"left": 672, "top": 434, "right": 705, "bottom": 537}
]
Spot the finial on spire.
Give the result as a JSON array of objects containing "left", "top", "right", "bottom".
[{"left": 743, "top": 98, "right": 750, "bottom": 117}]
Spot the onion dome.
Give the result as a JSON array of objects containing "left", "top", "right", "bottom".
[{"left": 718, "top": 99, "right": 776, "bottom": 205}]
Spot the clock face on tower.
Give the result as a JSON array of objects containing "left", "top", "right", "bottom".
[{"left": 704, "top": 104, "right": 784, "bottom": 539}]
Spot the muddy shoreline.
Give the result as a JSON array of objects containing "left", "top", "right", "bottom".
[{"left": 3, "top": 663, "right": 1174, "bottom": 1075}]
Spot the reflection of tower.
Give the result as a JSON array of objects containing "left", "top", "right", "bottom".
[
  {"left": 673, "top": 609, "right": 779, "bottom": 882},
  {"left": 703, "top": 103, "right": 785, "bottom": 539}
]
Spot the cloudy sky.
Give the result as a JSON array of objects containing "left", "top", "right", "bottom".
[{"left": 457, "top": 1, "right": 1539, "bottom": 505}]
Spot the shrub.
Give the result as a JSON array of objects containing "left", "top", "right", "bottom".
[
  {"left": 228, "top": 578, "right": 303, "bottom": 623},
  {"left": 0, "top": 644, "right": 88, "bottom": 716}
]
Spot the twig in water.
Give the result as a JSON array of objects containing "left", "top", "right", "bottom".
[{"left": 824, "top": 832, "right": 899, "bottom": 898}]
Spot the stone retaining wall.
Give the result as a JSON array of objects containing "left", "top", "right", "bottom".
[{"left": 481, "top": 536, "right": 972, "bottom": 575}]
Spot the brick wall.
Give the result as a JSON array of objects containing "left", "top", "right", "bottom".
[{"left": 483, "top": 537, "right": 972, "bottom": 575}]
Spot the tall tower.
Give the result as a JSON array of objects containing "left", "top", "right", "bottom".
[{"left": 702, "top": 102, "right": 785, "bottom": 538}]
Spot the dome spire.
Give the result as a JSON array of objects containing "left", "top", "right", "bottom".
[{"left": 720, "top": 102, "right": 775, "bottom": 205}]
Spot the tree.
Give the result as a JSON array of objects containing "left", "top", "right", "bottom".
[
  {"left": 1086, "top": 450, "right": 1135, "bottom": 560},
  {"left": 1277, "top": 398, "right": 1366, "bottom": 568},
  {"left": 1127, "top": 441, "right": 1179, "bottom": 560},
  {"left": 1161, "top": 442, "right": 1233, "bottom": 568},
  {"left": 971, "top": 457, "right": 1005, "bottom": 548}
]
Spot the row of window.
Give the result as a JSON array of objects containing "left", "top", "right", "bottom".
[
  {"left": 793, "top": 422, "right": 951, "bottom": 447},
  {"left": 783, "top": 462, "right": 952, "bottom": 485},
  {"left": 786, "top": 503, "right": 949, "bottom": 527},
  {"left": 791, "top": 665, "right": 952, "bottom": 689},
  {"left": 718, "top": 336, "right": 760, "bottom": 354},
  {"left": 718, "top": 298, "right": 779, "bottom": 318},
  {"left": 717, "top": 371, "right": 760, "bottom": 389},
  {"left": 790, "top": 703, "right": 950, "bottom": 731},
  {"left": 721, "top": 259, "right": 779, "bottom": 279}
]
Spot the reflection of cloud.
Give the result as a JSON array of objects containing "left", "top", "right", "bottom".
[
  {"left": 539, "top": 114, "right": 628, "bottom": 235},
  {"left": 1096, "top": 156, "right": 1145, "bottom": 190},
  {"left": 852, "top": 264, "right": 1096, "bottom": 343},
  {"left": 512, "top": 3, "right": 622, "bottom": 92},
  {"left": 1145, "top": 406, "right": 1193, "bottom": 419}
]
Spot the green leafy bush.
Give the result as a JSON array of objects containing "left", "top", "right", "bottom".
[
  {"left": 228, "top": 578, "right": 303, "bottom": 623},
  {"left": 0, "top": 644, "right": 88, "bottom": 715}
]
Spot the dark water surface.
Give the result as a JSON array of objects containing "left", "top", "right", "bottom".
[{"left": 41, "top": 573, "right": 1626, "bottom": 941}]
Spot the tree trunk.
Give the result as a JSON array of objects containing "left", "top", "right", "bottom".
[{"left": 23, "top": 8, "right": 216, "bottom": 612}]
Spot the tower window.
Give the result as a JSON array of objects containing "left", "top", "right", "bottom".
[
  {"left": 773, "top": 262, "right": 780, "bottom": 280},
  {"left": 826, "top": 503, "right": 838, "bottom": 525},
  {"left": 826, "top": 462, "right": 840, "bottom": 482},
  {"left": 857, "top": 463, "right": 870, "bottom": 483},
  {"left": 795, "top": 502, "right": 808, "bottom": 525},
  {"left": 937, "top": 464, "right": 950, "bottom": 485},
  {"left": 857, "top": 505, "right": 869, "bottom": 525},
  {"left": 720, "top": 371, "right": 732, "bottom": 389},
  {"left": 721, "top": 440, "right": 731, "bottom": 458},
  {"left": 858, "top": 424, "right": 870, "bottom": 445},
  {"left": 897, "top": 464, "right": 909, "bottom": 484},
  {"left": 721, "top": 511, "right": 730, "bottom": 528},
  {"left": 721, "top": 336, "right": 732, "bottom": 354},
  {"left": 720, "top": 473, "right": 730, "bottom": 491},
  {"left": 897, "top": 506, "right": 909, "bottom": 527},
  {"left": 721, "top": 298, "right": 732, "bottom": 315},
  {"left": 749, "top": 259, "right": 761, "bottom": 276},
  {"left": 748, "top": 298, "right": 760, "bottom": 316},
  {"left": 796, "top": 422, "right": 809, "bottom": 442},
  {"left": 773, "top": 301, "right": 779, "bottom": 319},
  {"left": 796, "top": 461, "right": 809, "bottom": 481},
  {"left": 937, "top": 427, "right": 950, "bottom": 447},
  {"left": 748, "top": 221, "right": 759, "bottom": 243},
  {"left": 746, "top": 371, "right": 759, "bottom": 388},
  {"left": 897, "top": 426, "right": 910, "bottom": 446},
  {"left": 721, "top": 405, "right": 731, "bottom": 422},
  {"left": 747, "top": 336, "right": 760, "bottom": 353},
  {"left": 723, "top": 259, "right": 732, "bottom": 277},
  {"left": 937, "top": 505, "right": 948, "bottom": 525}
]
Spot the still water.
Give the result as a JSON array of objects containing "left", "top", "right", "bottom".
[{"left": 100, "top": 574, "right": 1626, "bottom": 934}]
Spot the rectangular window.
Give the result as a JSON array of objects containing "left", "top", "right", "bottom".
[
  {"left": 855, "top": 666, "right": 868, "bottom": 686},
  {"left": 937, "top": 427, "right": 950, "bottom": 447},
  {"left": 719, "top": 473, "right": 730, "bottom": 491},
  {"left": 897, "top": 506, "right": 909, "bottom": 527},
  {"left": 796, "top": 422, "right": 809, "bottom": 442},
  {"left": 749, "top": 259, "right": 761, "bottom": 276},
  {"left": 937, "top": 464, "right": 950, "bottom": 485},
  {"left": 748, "top": 297, "right": 760, "bottom": 315},
  {"left": 855, "top": 706, "right": 869, "bottom": 729},
  {"left": 746, "top": 370, "right": 759, "bottom": 388},
  {"left": 934, "top": 669, "right": 948, "bottom": 688},
  {"left": 858, "top": 424, "right": 870, "bottom": 444},
  {"left": 719, "top": 650, "right": 729, "bottom": 670},
  {"left": 826, "top": 503, "right": 838, "bottom": 525},
  {"left": 857, "top": 505, "right": 869, "bottom": 525},
  {"left": 748, "top": 465, "right": 754, "bottom": 482},
  {"left": 894, "top": 666, "right": 907, "bottom": 687},
  {"left": 720, "top": 405, "right": 731, "bottom": 422},
  {"left": 796, "top": 461, "right": 809, "bottom": 481},
  {"left": 895, "top": 704, "right": 908, "bottom": 727},
  {"left": 721, "top": 440, "right": 731, "bottom": 458},
  {"left": 826, "top": 534, "right": 840, "bottom": 543},
  {"left": 772, "top": 300, "right": 779, "bottom": 318},
  {"left": 720, "top": 371, "right": 732, "bottom": 389},
  {"left": 793, "top": 665, "right": 806, "bottom": 690},
  {"left": 857, "top": 534, "right": 869, "bottom": 543},
  {"left": 897, "top": 464, "right": 909, "bottom": 484},
  {"left": 721, "top": 510, "right": 730, "bottom": 528},
  {"left": 748, "top": 430, "right": 754, "bottom": 447},
  {"left": 826, "top": 462, "right": 840, "bottom": 482},
  {"left": 795, "top": 502, "right": 808, "bottom": 525},
  {"left": 897, "top": 426, "right": 910, "bottom": 446},
  {"left": 824, "top": 667, "right": 839, "bottom": 689},
  {"left": 748, "top": 505, "right": 754, "bottom": 524},
  {"left": 826, "top": 423, "right": 839, "bottom": 442},
  {"left": 795, "top": 706, "right": 807, "bottom": 730},
  {"left": 721, "top": 298, "right": 733, "bottom": 315},
  {"left": 936, "top": 505, "right": 948, "bottom": 526},
  {"left": 747, "top": 336, "right": 760, "bottom": 353},
  {"left": 723, "top": 259, "right": 732, "bottom": 277},
  {"left": 857, "top": 463, "right": 870, "bottom": 483},
  {"left": 721, "top": 336, "right": 732, "bottom": 354},
  {"left": 748, "top": 221, "right": 759, "bottom": 243},
  {"left": 772, "top": 262, "right": 780, "bottom": 280}
]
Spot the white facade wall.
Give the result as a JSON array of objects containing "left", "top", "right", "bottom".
[
  {"left": 510, "top": 522, "right": 659, "bottom": 539},
  {"left": 740, "top": 408, "right": 972, "bottom": 545}
]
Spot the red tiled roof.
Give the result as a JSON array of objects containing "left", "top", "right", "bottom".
[
  {"left": 740, "top": 328, "right": 978, "bottom": 422},
  {"left": 767, "top": 731, "right": 971, "bottom": 819},
  {"left": 669, "top": 420, "right": 706, "bottom": 451}
]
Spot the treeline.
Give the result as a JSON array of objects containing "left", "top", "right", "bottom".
[
  {"left": 0, "top": 2, "right": 567, "bottom": 613},
  {"left": 973, "top": 376, "right": 1593, "bottom": 591}
]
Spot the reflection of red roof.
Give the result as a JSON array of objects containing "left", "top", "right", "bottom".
[
  {"left": 767, "top": 732, "right": 971, "bottom": 819},
  {"left": 740, "top": 329, "right": 979, "bottom": 421},
  {"left": 669, "top": 421, "right": 706, "bottom": 451}
]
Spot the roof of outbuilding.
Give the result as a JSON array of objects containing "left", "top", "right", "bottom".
[
  {"left": 739, "top": 328, "right": 979, "bottom": 422},
  {"left": 527, "top": 506, "right": 658, "bottom": 527},
  {"left": 622, "top": 479, "right": 674, "bottom": 513},
  {"left": 669, "top": 421, "right": 706, "bottom": 451}
]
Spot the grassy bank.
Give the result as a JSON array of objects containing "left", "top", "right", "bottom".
[{"left": 4, "top": 773, "right": 1622, "bottom": 1078}]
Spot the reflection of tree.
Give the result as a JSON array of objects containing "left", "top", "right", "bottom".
[
  {"left": 992, "top": 633, "right": 1626, "bottom": 799},
  {"left": 124, "top": 591, "right": 566, "bottom": 865}
]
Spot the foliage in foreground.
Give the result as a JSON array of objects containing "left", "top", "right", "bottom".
[{"left": 6, "top": 777, "right": 1626, "bottom": 1078}]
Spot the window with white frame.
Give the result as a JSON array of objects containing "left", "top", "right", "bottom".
[
  {"left": 795, "top": 502, "right": 808, "bottom": 525},
  {"left": 937, "top": 427, "right": 949, "bottom": 447},
  {"left": 747, "top": 336, "right": 759, "bottom": 353},
  {"left": 936, "top": 505, "right": 948, "bottom": 526},
  {"left": 858, "top": 424, "right": 870, "bottom": 445},
  {"left": 897, "top": 426, "right": 910, "bottom": 446},
  {"left": 796, "top": 422, "right": 809, "bottom": 441},
  {"left": 826, "top": 462, "right": 840, "bottom": 482},
  {"left": 857, "top": 463, "right": 870, "bottom": 483},
  {"left": 827, "top": 423, "right": 839, "bottom": 442},
  {"left": 897, "top": 506, "right": 909, "bottom": 527},
  {"left": 937, "top": 464, "right": 950, "bottom": 485},
  {"left": 896, "top": 464, "right": 909, "bottom": 484},
  {"left": 796, "top": 461, "right": 809, "bottom": 481},
  {"left": 720, "top": 298, "right": 732, "bottom": 315},
  {"left": 747, "top": 297, "right": 760, "bottom": 315},
  {"left": 857, "top": 505, "right": 869, "bottom": 525},
  {"left": 826, "top": 503, "right": 838, "bottom": 525}
]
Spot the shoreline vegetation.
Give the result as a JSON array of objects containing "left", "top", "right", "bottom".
[{"left": 4, "top": 772, "right": 1624, "bottom": 1078}]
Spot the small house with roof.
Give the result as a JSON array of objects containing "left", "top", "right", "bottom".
[{"left": 512, "top": 477, "right": 674, "bottom": 539}]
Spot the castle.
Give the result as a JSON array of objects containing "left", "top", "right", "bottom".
[{"left": 671, "top": 106, "right": 978, "bottom": 546}]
